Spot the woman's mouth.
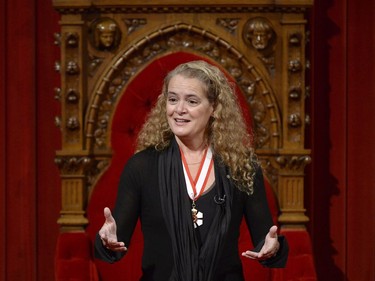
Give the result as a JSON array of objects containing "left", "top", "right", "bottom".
[{"left": 174, "top": 118, "right": 190, "bottom": 123}]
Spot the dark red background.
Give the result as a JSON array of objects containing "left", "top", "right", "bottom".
[{"left": 0, "top": 0, "right": 374, "bottom": 280}]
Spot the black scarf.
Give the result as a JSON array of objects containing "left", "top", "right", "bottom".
[{"left": 158, "top": 139, "right": 233, "bottom": 281}]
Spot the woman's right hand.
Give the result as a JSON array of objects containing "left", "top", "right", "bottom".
[{"left": 99, "top": 207, "right": 128, "bottom": 252}]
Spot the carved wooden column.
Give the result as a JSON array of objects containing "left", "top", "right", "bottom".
[
  {"left": 55, "top": 13, "right": 89, "bottom": 231},
  {"left": 278, "top": 13, "right": 311, "bottom": 228},
  {"left": 55, "top": 156, "right": 91, "bottom": 230}
]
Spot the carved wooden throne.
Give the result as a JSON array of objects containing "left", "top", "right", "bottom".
[{"left": 53, "top": 1, "right": 316, "bottom": 280}]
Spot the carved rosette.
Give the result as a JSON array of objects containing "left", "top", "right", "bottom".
[
  {"left": 123, "top": 18, "right": 147, "bottom": 34},
  {"left": 216, "top": 18, "right": 240, "bottom": 34}
]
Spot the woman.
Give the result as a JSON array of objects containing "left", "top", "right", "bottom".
[{"left": 95, "top": 60, "right": 288, "bottom": 281}]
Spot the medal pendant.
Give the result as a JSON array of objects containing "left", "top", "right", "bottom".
[
  {"left": 192, "top": 207, "right": 198, "bottom": 223},
  {"left": 191, "top": 206, "right": 203, "bottom": 228},
  {"left": 180, "top": 147, "right": 212, "bottom": 229}
]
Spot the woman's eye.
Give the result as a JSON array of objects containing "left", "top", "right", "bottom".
[
  {"left": 168, "top": 97, "right": 178, "bottom": 103},
  {"left": 187, "top": 99, "right": 199, "bottom": 105}
]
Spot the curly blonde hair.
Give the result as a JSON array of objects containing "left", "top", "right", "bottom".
[{"left": 136, "top": 60, "right": 257, "bottom": 194}]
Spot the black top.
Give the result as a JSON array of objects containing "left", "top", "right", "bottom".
[{"left": 95, "top": 148, "right": 288, "bottom": 281}]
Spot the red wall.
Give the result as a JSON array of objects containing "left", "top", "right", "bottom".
[
  {"left": 0, "top": 0, "right": 374, "bottom": 280},
  {"left": 0, "top": 0, "right": 61, "bottom": 280},
  {"left": 310, "top": 0, "right": 375, "bottom": 280}
]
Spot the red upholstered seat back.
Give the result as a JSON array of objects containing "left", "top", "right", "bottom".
[
  {"left": 85, "top": 52, "right": 279, "bottom": 280},
  {"left": 55, "top": 232, "right": 99, "bottom": 281}
]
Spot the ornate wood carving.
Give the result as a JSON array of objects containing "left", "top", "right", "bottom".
[
  {"left": 216, "top": 18, "right": 240, "bottom": 34},
  {"left": 86, "top": 23, "right": 281, "bottom": 153},
  {"left": 53, "top": 0, "right": 313, "bottom": 231}
]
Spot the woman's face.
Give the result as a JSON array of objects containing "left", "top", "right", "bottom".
[{"left": 166, "top": 74, "right": 214, "bottom": 143}]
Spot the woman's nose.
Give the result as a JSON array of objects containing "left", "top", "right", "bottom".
[{"left": 176, "top": 101, "right": 186, "bottom": 114}]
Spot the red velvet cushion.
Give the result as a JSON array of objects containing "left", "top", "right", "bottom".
[
  {"left": 277, "top": 230, "right": 317, "bottom": 280},
  {"left": 55, "top": 232, "right": 98, "bottom": 281}
]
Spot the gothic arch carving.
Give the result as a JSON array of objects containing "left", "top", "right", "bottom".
[{"left": 85, "top": 23, "right": 282, "bottom": 154}]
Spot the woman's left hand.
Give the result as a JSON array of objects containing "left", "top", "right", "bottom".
[{"left": 241, "top": 225, "right": 280, "bottom": 260}]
